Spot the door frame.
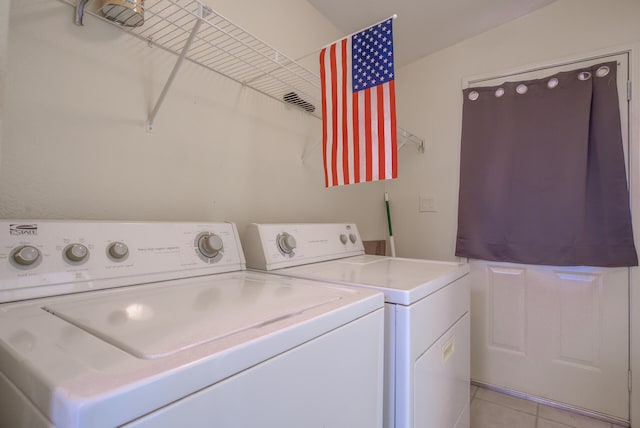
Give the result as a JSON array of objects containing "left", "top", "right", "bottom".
[
  {"left": 630, "top": 42, "right": 640, "bottom": 428},
  {"left": 461, "top": 43, "right": 640, "bottom": 426}
]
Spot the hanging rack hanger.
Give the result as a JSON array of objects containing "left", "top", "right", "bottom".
[{"left": 301, "top": 126, "right": 424, "bottom": 164}]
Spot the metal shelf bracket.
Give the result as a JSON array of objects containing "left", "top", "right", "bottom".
[
  {"left": 145, "top": 8, "right": 205, "bottom": 132},
  {"left": 398, "top": 128, "right": 425, "bottom": 153}
]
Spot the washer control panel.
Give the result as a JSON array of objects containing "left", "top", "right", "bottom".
[
  {"left": 0, "top": 221, "right": 245, "bottom": 303},
  {"left": 243, "top": 223, "right": 365, "bottom": 271}
]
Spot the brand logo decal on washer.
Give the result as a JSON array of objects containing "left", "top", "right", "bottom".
[{"left": 9, "top": 224, "right": 38, "bottom": 236}]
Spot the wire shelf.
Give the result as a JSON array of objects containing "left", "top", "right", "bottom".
[
  {"left": 65, "top": 0, "right": 323, "bottom": 127},
  {"left": 63, "top": 0, "right": 424, "bottom": 151}
]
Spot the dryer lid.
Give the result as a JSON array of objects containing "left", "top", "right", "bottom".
[{"left": 277, "top": 255, "right": 470, "bottom": 305}]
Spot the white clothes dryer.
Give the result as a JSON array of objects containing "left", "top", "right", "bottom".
[
  {"left": 0, "top": 220, "right": 384, "bottom": 428},
  {"left": 243, "top": 223, "right": 471, "bottom": 428}
]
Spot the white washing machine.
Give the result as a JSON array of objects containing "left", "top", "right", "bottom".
[
  {"left": 243, "top": 223, "right": 471, "bottom": 428},
  {"left": 0, "top": 220, "right": 385, "bottom": 428}
]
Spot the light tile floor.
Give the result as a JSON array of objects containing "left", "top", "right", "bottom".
[{"left": 470, "top": 385, "right": 628, "bottom": 428}]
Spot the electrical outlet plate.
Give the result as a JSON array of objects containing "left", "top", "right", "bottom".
[{"left": 419, "top": 196, "right": 437, "bottom": 212}]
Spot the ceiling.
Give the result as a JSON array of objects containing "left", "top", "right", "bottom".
[{"left": 306, "top": 0, "right": 558, "bottom": 67}]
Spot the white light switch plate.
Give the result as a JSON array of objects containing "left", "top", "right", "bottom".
[{"left": 419, "top": 196, "right": 437, "bottom": 212}]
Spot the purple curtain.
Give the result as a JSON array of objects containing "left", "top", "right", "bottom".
[{"left": 456, "top": 61, "right": 637, "bottom": 267}]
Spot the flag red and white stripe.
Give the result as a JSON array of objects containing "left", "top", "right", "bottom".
[{"left": 319, "top": 20, "right": 397, "bottom": 187}]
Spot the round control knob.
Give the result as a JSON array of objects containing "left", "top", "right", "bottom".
[
  {"left": 339, "top": 234, "right": 348, "bottom": 244},
  {"left": 349, "top": 233, "right": 357, "bottom": 244},
  {"left": 198, "top": 233, "right": 223, "bottom": 258},
  {"left": 65, "top": 243, "right": 89, "bottom": 262},
  {"left": 13, "top": 245, "right": 41, "bottom": 266},
  {"left": 108, "top": 242, "right": 129, "bottom": 260},
  {"left": 277, "top": 233, "right": 297, "bottom": 254}
]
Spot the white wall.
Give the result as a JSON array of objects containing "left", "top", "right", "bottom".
[
  {"left": 0, "top": 0, "right": 8, "bottom": 166},
  {"left": 0, "top": 0, "right": 389, "bottom": 241}
]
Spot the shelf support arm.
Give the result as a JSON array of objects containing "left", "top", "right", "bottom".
[
  {"left": 146, "top": 15, "right": 204, "bottom": 131},
  {"left": 397, "top": 128, "right": 425, "bottom": 153}
]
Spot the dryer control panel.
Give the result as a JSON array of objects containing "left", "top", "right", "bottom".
[
  {"left": 0, "top": 221, "right": 245, "bottom": 303},
  {"left": 243, "top": 223, "right": 365, "bottom": 271}
]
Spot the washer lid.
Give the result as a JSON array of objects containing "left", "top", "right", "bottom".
[
  {"left": 43, "top": 275, "right": 341, "bottom": 359},
  {"left": 275, "top": 255, "right": 470, "bottom": 305}
]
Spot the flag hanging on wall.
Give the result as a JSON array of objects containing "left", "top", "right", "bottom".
[{"left": 319, "top": 18, "right": 397, "bottom": 187}]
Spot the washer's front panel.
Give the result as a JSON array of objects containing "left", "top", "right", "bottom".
[{"left": 124, "top": 310, "right": 385, "bottom": 428}]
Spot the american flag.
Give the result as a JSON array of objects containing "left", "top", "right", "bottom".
[{"left": 319, "top": 18, "right": 397, "bottom": 187}]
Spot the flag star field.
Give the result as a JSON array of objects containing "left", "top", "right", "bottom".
[{"left": 352, "top": 20, "right": 395, "bottom": 91}]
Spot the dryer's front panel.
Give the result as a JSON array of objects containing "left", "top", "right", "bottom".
[
  {"left": 413, "top": 313, "right": 470, "bottom": 428},
  {"left": 394, "top": 275, "right": 470, "bottom": 428}
]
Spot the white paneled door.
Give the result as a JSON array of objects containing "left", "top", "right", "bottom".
[{"left": 468, "top": 53, "right": 630, "bottom": 421}]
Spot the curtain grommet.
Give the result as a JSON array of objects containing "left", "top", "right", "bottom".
[
  {"left": 468, "top": 91, "right": 479, "bottom": 101},
  {"left": 596, "top": 66, "right": 610, "bottom": 77},
  {"left": 516, "top": 84, "right": 528, "bottom": 94},
  {"left": 578, "top": 71, "right": 592, "bottom": 81},
  {"left": 495, "top": 88, "right": 505, "bottom": 98},
  {"left": 547, "top": 78, "right": 559, "bottom": 89}
]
